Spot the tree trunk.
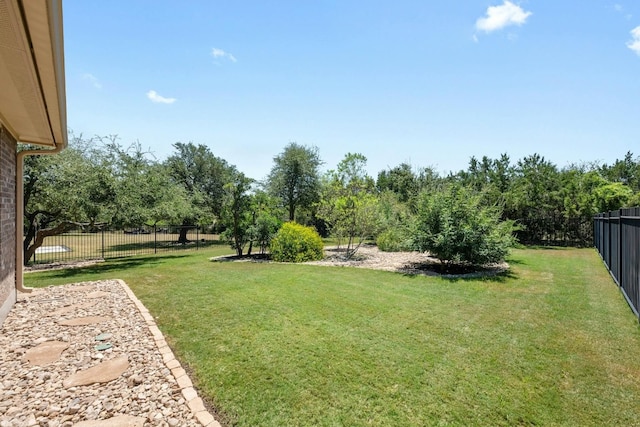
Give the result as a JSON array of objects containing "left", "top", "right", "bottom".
[
  {"left": 289, "top": 202, "right": 295, "bottom": 222},
  {"left": 177, "top": 221, "right": 190, "bottom": 244},
  {"left": 24, "top": 221, "right": 76, "bottom": 265}
]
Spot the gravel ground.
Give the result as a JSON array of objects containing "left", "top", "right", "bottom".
[
  {"left": 0, "top": 280, "right": 214, "bottom": 427},
  {"left": 304, "top": 245, "right": 508, "bottom": 277}
]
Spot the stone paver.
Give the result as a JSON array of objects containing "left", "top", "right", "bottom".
[
  {"left": 85, "top": 290, "right": 112, "bottom": 299},
  {"left": 73, "top": 414, "right": 146, "bottom": 426},
  {"left": 63, "top": 355, "right": 130, "bottom": 388},
  {"left": 0, "top": 280, "right": 219, "bottom": 426},
  {"left": 49, "top": 301, "right": 97, "bottom": 316},
  {"left": 57, "top": 316, "right": 110, "bottom": 326},
  {"left": 22, "top": 340, "right": 70, "bottom": 366}
]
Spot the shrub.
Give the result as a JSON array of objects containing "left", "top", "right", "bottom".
[
  {"left": 249, "top": 213, "right": 281, "bottom": 255},
  {"left": 376, "top": 228, "right": 412, "bottom": 252},
  {"left": 270, "top": 222, "right": 324, "bottom": 262},
  {"left": 376, "top": 191, "right": 413, "bottom": 252},
  {"left": 412, "top": 185, "right": 515, "bottom": 265}
]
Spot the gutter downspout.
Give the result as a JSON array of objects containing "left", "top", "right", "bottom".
[{"left": 15, "top": 144, "right": 64, "bottom": 293}]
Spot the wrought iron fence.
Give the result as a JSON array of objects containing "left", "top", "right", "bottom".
[
  {"left": 594, "top": 207, "right": 640, "bottom": 319},
  {"left": 30, "top": 225, "right": 222, "bottom": 265}
]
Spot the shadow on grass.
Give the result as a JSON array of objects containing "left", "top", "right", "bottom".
[
  {"left": 105, "top": 240, "right": 225, "bottom": 253},
  {"left": 441, "top": 268, "right": 519, "bottom": 283},
  {"left": 36, "top": 254, "right": 189, "bottom": 279},
  {"left": 401, "top": 269, "right": 518, "bottom": 283},
  {"left": 505, "top": 258, "right": 526, "bottom": 266},
  {"left": 400, "top": 259, "right": 519, "bottom": 283},
  {"left": 523, "top": 245, "right": 563, "bottom": 250}
]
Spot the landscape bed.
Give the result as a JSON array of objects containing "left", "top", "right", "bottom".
[{"left": 24, "top": 246, "right": 640, "bottom": 426}]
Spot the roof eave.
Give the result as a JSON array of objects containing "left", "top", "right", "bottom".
[
  {"left": 22, "top": 0, "right": 67, "bottom": 149},
  {"left": 0, "top": 0, "right": 67, "bottom": 149}
]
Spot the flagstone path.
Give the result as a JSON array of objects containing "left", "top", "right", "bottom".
[{"left": 0, "top": 280, "right": 220, "bottom": 427}]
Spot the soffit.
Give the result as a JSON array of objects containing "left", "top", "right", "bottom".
[{"left": 0, "top": 0, "right": 66, "bottom": 148}]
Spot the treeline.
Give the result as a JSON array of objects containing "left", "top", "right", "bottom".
[{"left": 22, "top": 133, "right": 640, "bottom": 263}]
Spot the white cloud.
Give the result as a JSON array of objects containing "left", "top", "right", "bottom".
[
  {"left": 82, "top": 73, "right": 102, "bottom": 89},
  {"left": 614, "top": 4, "right": 632, "bottom": 19},
  {"left": 211, "top": 47, "right": 237, "bottom": 63},
  {"left": 627, "top": 26, "right": 640, "bottom": 55},
  {"left": 475, "top": 1, "right": 532, "bottom": 33},
  {"left": 146, "top": 90, "right": 176, "bottom": 104}
]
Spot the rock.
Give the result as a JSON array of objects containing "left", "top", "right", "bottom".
[
  {"left": 85, "top": 291, "right": 111, "bottom": 299},
  {"left": 57, "top": 317, "right": 109, "bottom": 326},
  {"left": 50, "top": 301, "right": 97, "bottom": 316},
  {"left": 73, "top": 415, "right": 146, "bottom": 427},
  {"left": 25, "top": 413, "right": 37, "bottom": 426},
  {"left": 63, "top": 356, "right": 129, "bottom": 388},
  {"left": 0, "top": 280, "right": 215, "bottom": 426},
  {"left": 23, "top": 341, "right": 70, "bottom": 366}
]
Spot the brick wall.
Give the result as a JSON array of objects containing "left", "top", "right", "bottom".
[{"left": 0, "top": 124, "right": 17, "bottom": 324}]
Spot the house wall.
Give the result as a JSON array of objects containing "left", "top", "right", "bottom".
[{"left": 0, "top": 124, "right": 17, "bottom": 325}]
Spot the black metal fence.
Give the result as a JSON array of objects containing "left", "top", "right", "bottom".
[
  {"left": 594, "top": 207, "right": 640, "bottom": 318},
  {"left": 30, "top": 225, "right": 222, "bottom": 265}
]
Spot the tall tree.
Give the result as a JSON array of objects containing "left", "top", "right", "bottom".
[
  {"left": 22, "top": 134, "right": 116, "bottom": 263},
  {"left": 507, "top": 154, "right": 561, "bottom": 242},
  {"left": 165, "top": 142, "right": 233, "bottom": 242},
  {"left": 376, "top": 163, "right": 419, "bottom": 203},
  {"left": 600, "top": 151, "right": 640, "bottom": 192},
  {"left": 267, "top": 142, "right": 322, "bottom": 221}
]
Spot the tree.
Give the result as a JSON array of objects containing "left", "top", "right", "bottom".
[
  {"left": 220, "top": 170, "right": 254, "bottom": 256},
  {"left": 165, "top": 142, "right": 233, "bottom": 243},
  {"left": 22, "top": 134, "right": 116, "bottom": 264},
  {"left": 318, "top": 153, "right": 379, "bottom": 258},
  {"left": 413, "top": 185, "right": 515, "bottom": 266},
  {"left": 601, "top": 151, "right": 640, "bottom": 192},
  {"left": 267, "top": 142, "right": 322, "bottom": 222},
  {"left": 506, "top": 154, "right": 561, "bottom": 243},
  {"left": 594, "top": 182, "right": 633, "bottom": 213},
  {"left": 375, "top": 190, "right": 414, "bottom": 252},
  {"left": 376, "top": 163, "right": 419, "bottom": 203},
  {"left": 97, "top": 138, "right": 191, "bottom": 231},
  {"left": 247, "top": 190, "right": 282, "bottom": 255},
  {"left": 454, "top": 154, "right": 513, "bottom": 211}
]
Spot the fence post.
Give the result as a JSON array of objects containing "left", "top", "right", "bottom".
[
  {"left": 196, "top": 226, "right": 199, "bottom": 250},
  {"left": 154, "top": 224, "right": 157, "bottom": 254},
  {"left": 619, "top": 209, "right": 623, "bottom": 289},
  {"left": 607, "top": 211, "right": 612, "bottom": 272},
  {"left": 101, "top": 227, "right": 105, "bottom": 259}
]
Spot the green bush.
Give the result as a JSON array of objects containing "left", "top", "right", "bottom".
[
  {"left": 270, "top": 222, "right": 324, "bottom": 262},
  {"left": 375, "top": 191, "right": 414, "bottom": 252},
  {"left": 376, "top": 228, "right": 412, "bottom": 252},
  {"left": 412, "top": 185, "right": 515, "bottom": 265}
]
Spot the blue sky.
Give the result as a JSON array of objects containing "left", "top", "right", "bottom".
[{"left": 64, "top": 1, "right": 640, "bottom": 180}]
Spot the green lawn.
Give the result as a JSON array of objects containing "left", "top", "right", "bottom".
[
  {"left": 31, "top": 231, "right": 223, "bottom": 264},
  {"left": 25, "top": 247, "right": 640, "bottom": 426}
]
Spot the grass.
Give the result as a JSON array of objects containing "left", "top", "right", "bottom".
[
  {"left": 31, "top": 231, "right": 223, "bottom": 264},
  {"left": 25, "top": 247, "right": 640, "bottom": 426}
]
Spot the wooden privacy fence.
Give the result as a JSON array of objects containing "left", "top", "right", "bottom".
[{"left": 594, "top": 207, "right": 640, "bottom": 318}]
